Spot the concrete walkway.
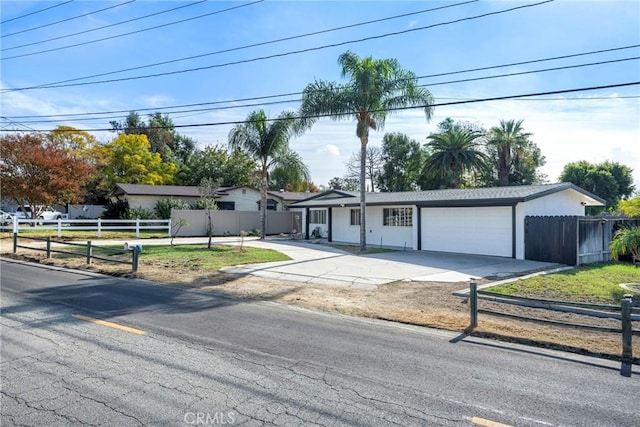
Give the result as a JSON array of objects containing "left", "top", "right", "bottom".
[{"left": 95, "top": 237, "right": 556, "bottom": 290}]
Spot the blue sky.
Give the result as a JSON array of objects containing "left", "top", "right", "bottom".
[{"left": 2, "top": 0, "right": 639, "bottom": 190}]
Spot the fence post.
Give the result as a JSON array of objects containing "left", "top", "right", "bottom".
[
  {"left": 57, "top": 218, "right": 62, "bottom": 238},
  {"left": 621, "top": 295, "right": 633, "bottom": 363},
  {"left": 132, "top": 249, "right": 139, "bottom": 272},
  {"left": 470, "top": 280, "right": 478, "bottom": 328},
  {"left": 136, "top": 218, "right": 140, "bottom": 238},
  {"left": 86, "top": 241, "right": 92, "bottom": 265},
  {"left": 46, "top": 236, "right": 51, "bottom": 258},
  {"left": 12, "top": 216, "right": 18, "bottom": 235},
  {"left": 97, "top": 218, "right": 102, "bottom": 239},
  {"left": 167, "top": 219, "right": 172, "bottom": 237},
  {"left": 13, "top": 232, "right": 17, "bottom": 254}
]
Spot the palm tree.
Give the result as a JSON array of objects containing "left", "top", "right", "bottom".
[
  {"left": 610, "top": 226, "right": 640, "bottom": 264},
  {"left": 229, "top": 110, "right": 308, "bottom": 239},
  {"left": 300, "top": 51, "right": 434, "bottom": 252},
  {"left": 424, "top": 128, "right": 489, "bottom": 189},
  {"left": 488, "top": 119, "right": 532, "bottom": 186}
]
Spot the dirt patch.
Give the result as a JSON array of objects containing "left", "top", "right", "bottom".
[{"left": 2, "top": 239, "right": 638, "bottom": 364}]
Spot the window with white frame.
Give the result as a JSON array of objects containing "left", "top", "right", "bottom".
[
  {"left": 350, "top": 209, "right": 360, "bottom": 226},
  {"left": 383, "top": 207, "right": 412, "bottom": 227},
  {"left": 310, "top": 209, "right": 327, "bottom": 224}
]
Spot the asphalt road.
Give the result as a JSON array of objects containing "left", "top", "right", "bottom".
[{"left": 1, "top": 258, "right": 638, "bottom": 426}]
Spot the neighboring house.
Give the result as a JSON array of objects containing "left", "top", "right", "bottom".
[
  {"left": 109, "top": 184, "right": 311, "bottom": 212},
  {"left": 289, "top": 183, "right": 605, "bottom": 260}
]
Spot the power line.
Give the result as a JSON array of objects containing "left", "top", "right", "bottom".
[
  {"left": 2, "top": 0, "right": 554, "bottom": 92},
  {"left": 1, "top": 1, "right": 137, "bottom": 39},
  {"left": 423, "top": 56, "right": 639, "bottom": 88},
  {"left": 4, "top": 44, "right": 638, "bottom": 120},
  {"left": 1, "top": 1, "right": 263, "bottom": 57},
  {"left": 1, "top": 0, "right": 477, "bottom": 86},
  {"left": 0, "top": 1, "right": 74, "bottom": 25},
  {"left": 8, "top": 88, "right": 640, "bottom": 126},
  {"left": 3, "top": 82, "right": 637, "bottom": 133}
]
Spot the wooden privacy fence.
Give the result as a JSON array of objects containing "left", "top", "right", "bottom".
[
  {"left": 12, "top": 234, "right": 141, "bottom": 272},
  {"left": 464, "top": 281, "right": 640, "bottom": 367},
  {"left": 525, "top": 216, "right": 640, "bottom": 265}
]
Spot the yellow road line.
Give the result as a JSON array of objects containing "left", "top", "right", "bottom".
[
  {"left": 72, "top": 314, "right": 145, "bottom": 335},
  {"left": 472, "top": 417, "right": 513, "bottom": 427}
]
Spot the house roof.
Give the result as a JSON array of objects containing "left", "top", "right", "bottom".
[
  {"left": 267, "top": 191, "right": 319, "bottom": 202},
  {"left": 290, "top": 183, "right": 606, "bottom": 208},
  {"left": 110, "top": 183, "right": 297, "bottom": 202},
  {"left": 111, "top": 184, "right": 204, "bottom": 198}
]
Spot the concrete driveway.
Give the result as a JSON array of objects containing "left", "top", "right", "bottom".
[{"left": 219, "top": 239, "right": 556, "bottom": 290}]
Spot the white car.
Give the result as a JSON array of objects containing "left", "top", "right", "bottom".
[{"left": 15, "top": 206, "right": 65, "bottom": 220}]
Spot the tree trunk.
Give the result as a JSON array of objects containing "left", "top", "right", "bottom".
[
  {"left": 260, "top": 163, "right": 268, "bottom": 240},
  {"left": 359, "top": 134, "right": 368, "bottom": 253},
  {"left": 498, "top": 144, "right": 511, "bottom": 186}
]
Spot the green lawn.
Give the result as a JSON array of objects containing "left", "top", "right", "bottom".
[
  {"left": 139, "top": 244, "right": 290, "bottom": 270},
  {"left": 487, "top": 262, "right": 640, "bottom": 303}
]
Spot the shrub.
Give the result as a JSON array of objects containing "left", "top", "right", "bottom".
[
  {"left": 193, "top": 197, "right": 218, "bottom": 210},
  {"left": 127, "top": 207, "right": 156, "bottom": 220},
  {"left": 154, "top": 198, "right": 191, "bottom": 219},
  {"left": 610, "top": 226, "right": 640, "bottom": 263},
  {"left": 101, "top": 199, "right": 129, "bottom": 219}
]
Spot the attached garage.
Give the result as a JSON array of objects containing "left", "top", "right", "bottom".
[{"left": 421, "top": 206, "right": 513, "bottom": 257}]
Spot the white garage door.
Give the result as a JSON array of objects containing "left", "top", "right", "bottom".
[{"left": 421, "top": 207, "right": 512, "bottom": 257}]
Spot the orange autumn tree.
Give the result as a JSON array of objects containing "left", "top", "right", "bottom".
[{"left": 0, "top": 133, "right": 95, "bottom": 219}]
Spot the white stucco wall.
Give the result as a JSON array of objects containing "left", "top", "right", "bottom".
[
  {"left": 331, "top": 206, "right": 414, "bottom": 248},
  {"left": 514, "top": 189, "right": 588, "bottom": 259},
  {"left": 366, "top": 206, "right": 415, "bottom": 249},
  {"left": 332, "top": 207, "right": 361, "bottom": 244},
  {"left": 523, "top": 189, "right": 587, "bottom": 217},
  {"left": 220, "top": 188, "right": 279, "bottom": 211}
]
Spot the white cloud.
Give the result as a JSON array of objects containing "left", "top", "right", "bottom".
[{"left": 318, "top": 144, "right": 340, "bottom": 156}]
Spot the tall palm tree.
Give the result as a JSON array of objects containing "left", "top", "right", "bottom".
[
  {"left": 229, "top": 110, "right": 308, "bottom": 239},
  {"left": 488, "top": 119, "right": 532, "bottom": 186},
  {"left": 424, "top": 128, "right": 489, "bottom": 189},
  {"left": 300, "top": 50, "right": 434, "bottom": 252}
]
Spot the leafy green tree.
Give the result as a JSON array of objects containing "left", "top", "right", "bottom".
[
  {"left": 300, "top": 50, "right": 434, "bottom": 251},
  {"left": 559, "top": 160, "right": 635, "bottom": 212},
  {"left": 618, "top": 196, "right": 640, "bottom": 217},
  {"left": 228, "top": 109, "right": 306, "bottom": 239},
  {"left": 609, "top": 226, "right": 640, "bottom": 263},
  {"left": 154, "top": 198, "right": 191, "bottom": 220},
  {"left": 487, "top": 120, "right": 535, "bottom": 186},
  {"left": 376, "top": 133, "right": 425, "bottom": 192},
  {"left": 110, "top": 112, "right": 195, "bottom": 163},
  {"left": 181, "top": 145, "right": 257, "bottom": 186},
  {"left": 268, "top": 149, "right": 310, "bottom": 191},
  {"left": 99, "top": 134, "right": 177, "bottom": 192},
  {"left": 424, "top": 128, "right": 489, "bottom": 189}
]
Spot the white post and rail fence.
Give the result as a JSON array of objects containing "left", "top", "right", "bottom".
[{"left": 2, "top": 217, "right": 171, "bottom": 238}]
